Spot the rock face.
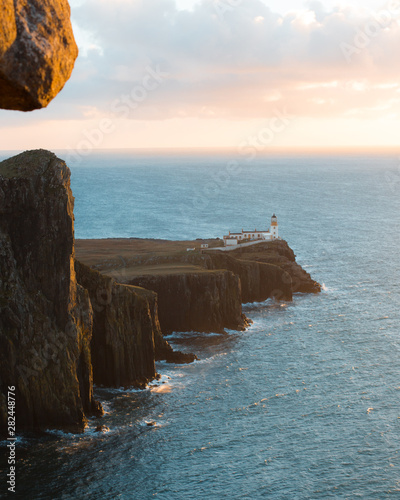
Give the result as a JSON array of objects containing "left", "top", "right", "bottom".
[
  {"left": 0, "top": 150, "right": 101, "bottom": 434},
  {"left": 198, "top": 253, "right": 293, "bottom": 303},
  {"left": 116, "top": 240, "right": 320, "bottom": 332},
  {"left": 76, "top": 262, "right": 156, "bottom": 388},
  {"left": 75, "top": 238, "right": 320, "bottom": 335},
  {"left": 0, "top": 150, "right": 198, "bottom": 433},
  {"left": 75, "top": 261, "right": 196, "bottom": 384},
  {"left": 0, "top": 0, "right": 78, "bottom": 111},
  {"left": 143, "top": 284, "right": 197, "bottom": 364},
  {"left": 128, "top": 271, "right": 249, "bottom": 334},
  {"left": 0, "top": 1, "right": 17, "bottom": 59},
  {"left": 223, "top": 240, "right": 321, "bottom": 294}
]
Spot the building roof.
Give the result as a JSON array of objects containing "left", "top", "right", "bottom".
[
  {"left": 229, "top": 230, "right": 270, "bottom": 234},
  {"left": 224, "top": 230, "right": 270, "bottom": 238},
  {"left": 242, "top": 230, "right": 269, "bottom": 233}
]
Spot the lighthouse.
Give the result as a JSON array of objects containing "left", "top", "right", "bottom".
[
  {"left": 270, "top": 213, "right": 278, "bottom": 239},
  {"left": 222, "top": 213, "right": 280, "bottom": 246}
]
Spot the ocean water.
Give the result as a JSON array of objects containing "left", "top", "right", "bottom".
[{"left": 1, "top": 150, "right": 400, "bottom": 499}]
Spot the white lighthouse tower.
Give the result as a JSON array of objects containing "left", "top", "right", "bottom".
[{"left": 270, "top": 213, "right": 278, "bottom": 239}]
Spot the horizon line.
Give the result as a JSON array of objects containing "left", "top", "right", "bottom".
[{"left": 1, "top": 145, "right": 400, "bottom": 156}]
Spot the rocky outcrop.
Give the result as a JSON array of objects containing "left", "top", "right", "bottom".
[
  {"left": 75, "top": 261, "right": 195, "bottom": 388},
  {"left": 75, "top": 237, "right": 320, "bottom": 335},
  {"left": 75, "top": 261, "right": 157, "bottom": 388},
  {"left": 224, "top": 240, "right": 321, "bottom": 294},
  {"left": 113, "top": 239, "right": 320, "bottom": 332},
  {"left": 128, "top": 271, "right": 250, "bottom": 334},
  {"left": 197, "top": 253, "right": 293, "bottom": 303},
  {"left": 0, "top": 0, "right": 78, "bottom": 111},
  {"left": 144, "top": 284, "right": 197, "bottom": 364},
  {"left": 0, "top": 150, "right": 101, "bottom": 434}
]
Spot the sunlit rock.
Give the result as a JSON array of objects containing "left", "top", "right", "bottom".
[{"left": 0, "top": 0, "right": 78, "bottom": 111}]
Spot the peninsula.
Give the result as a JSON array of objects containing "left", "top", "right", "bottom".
[{"left": 75, "top": 236, "right": 321, "bottom": 334}]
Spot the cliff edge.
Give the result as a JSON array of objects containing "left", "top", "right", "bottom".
[
  {"left": 0, "top": 151, "right": 193, "bottom": 434},
  {"left": 128, "top": 269, "right": 250, "bottom": 334},
  {"left": 0, "top": 150, "right": 101, "bottom": 433},
  {"left": 75, "top": 261, "right": 196, "bottom": 388},
  {"left": 220, "top": 240, "right": 321, "bottom": 295},
  {"left": 75, "top": 237, "right": 321, "bottom": 335}
]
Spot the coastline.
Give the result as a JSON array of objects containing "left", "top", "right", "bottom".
[
  {"left": 75, "top": 237, "right": 321, "bottom": 334},
  {"left": 0, "top": 151, "right": 320, "bottom": 436}
]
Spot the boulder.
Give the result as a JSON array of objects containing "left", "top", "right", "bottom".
[{"left": 0, "top": 0, "right": 78, "bottom": 111}]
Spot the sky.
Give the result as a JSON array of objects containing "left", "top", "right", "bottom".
[{"left": 1, "top": 0, "right": 400, "bottom": 151}]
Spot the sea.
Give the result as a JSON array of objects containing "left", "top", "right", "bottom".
[{"left": 1, "top": 149, "right": 400, "bottom": 499}]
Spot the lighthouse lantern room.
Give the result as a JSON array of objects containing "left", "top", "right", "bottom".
[{"left": 270, "top": 214, "right": 278, "bottom": 239}]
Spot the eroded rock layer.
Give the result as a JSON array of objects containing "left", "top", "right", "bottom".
[{"left": 198, "top": 252, "right": 293, "bottom": 303}]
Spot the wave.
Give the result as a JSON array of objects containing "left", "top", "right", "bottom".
[{"left": 165, "top": 331, "right": 224, "bottom": 340}]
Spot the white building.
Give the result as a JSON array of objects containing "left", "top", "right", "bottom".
[{"left": 223, "top": 214, "right": 279, "bottom": 247}]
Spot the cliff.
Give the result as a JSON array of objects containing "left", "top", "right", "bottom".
[
  {"left": 127, "top": 270, "right": 250, "bottom": 334},
  {"left": 123, "top": 255, "right": 292, "bottom": 332},
  {"left": 75, "top": 237, "right": 321, "bottom": 335},
  {"left": 221, "top": 240, "right": 321, "bottom": 294},
  {"left": 195, "top": 252, "right": 293, "bottom": 303},
  {"left": 0, "top": 0, "right": 78, "bottom": 111},
  {"left": 74, "top": 261, "right": 157, "bottom": 388},
  {"left": 75, "top": 261, "right": 195, "bottom": 387},
  {"left": 0, "top": 150, "right": 101, "bottom": 434},
  {"left": 0, "top": 150, "right": 201, "bottom": 434}
]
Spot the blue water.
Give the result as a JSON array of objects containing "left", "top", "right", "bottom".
[{"left": 1, "top": 150, "right": 400, "bottom": 499}]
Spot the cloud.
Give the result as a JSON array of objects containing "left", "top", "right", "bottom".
[{"left": 4, "top": 0, "right": 400, "bottom": 127}]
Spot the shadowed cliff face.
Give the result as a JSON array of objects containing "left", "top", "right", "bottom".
[
  {"left": 141, "top": 283, "right": 197, "bottom": 364},
  {"left": 0, "top": 0, "right": 78, "bottom": 110},
  {"left": 75, "top": 261, "right": 157, "bottom": 388},
  {"left": 0, "top": 150, "right": 101, "bottom": 434},
  {"left": 128, "top": 271, "right": 250, "bottom": 334},
  {"left": 223, "top": 240, "right": 321, "bottom": 294},
  {"left": 75, "top": 237, "right": 321, "bottom": 335},
  {"left": 197, "top": 253, "right": 293, "bottom": 303},
  {"left": 122, "top": 241, "right": 319, "bottom": 333},
  {"left": 75, "top": 261, "right": 196, "bottom": 385},
  {"left": 0, "top": 150, "right": 198, "bottom": 433}
]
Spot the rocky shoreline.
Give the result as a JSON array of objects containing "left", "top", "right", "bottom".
[{"left": 0, "top": 150, "right": 320, "bottom": 435}]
